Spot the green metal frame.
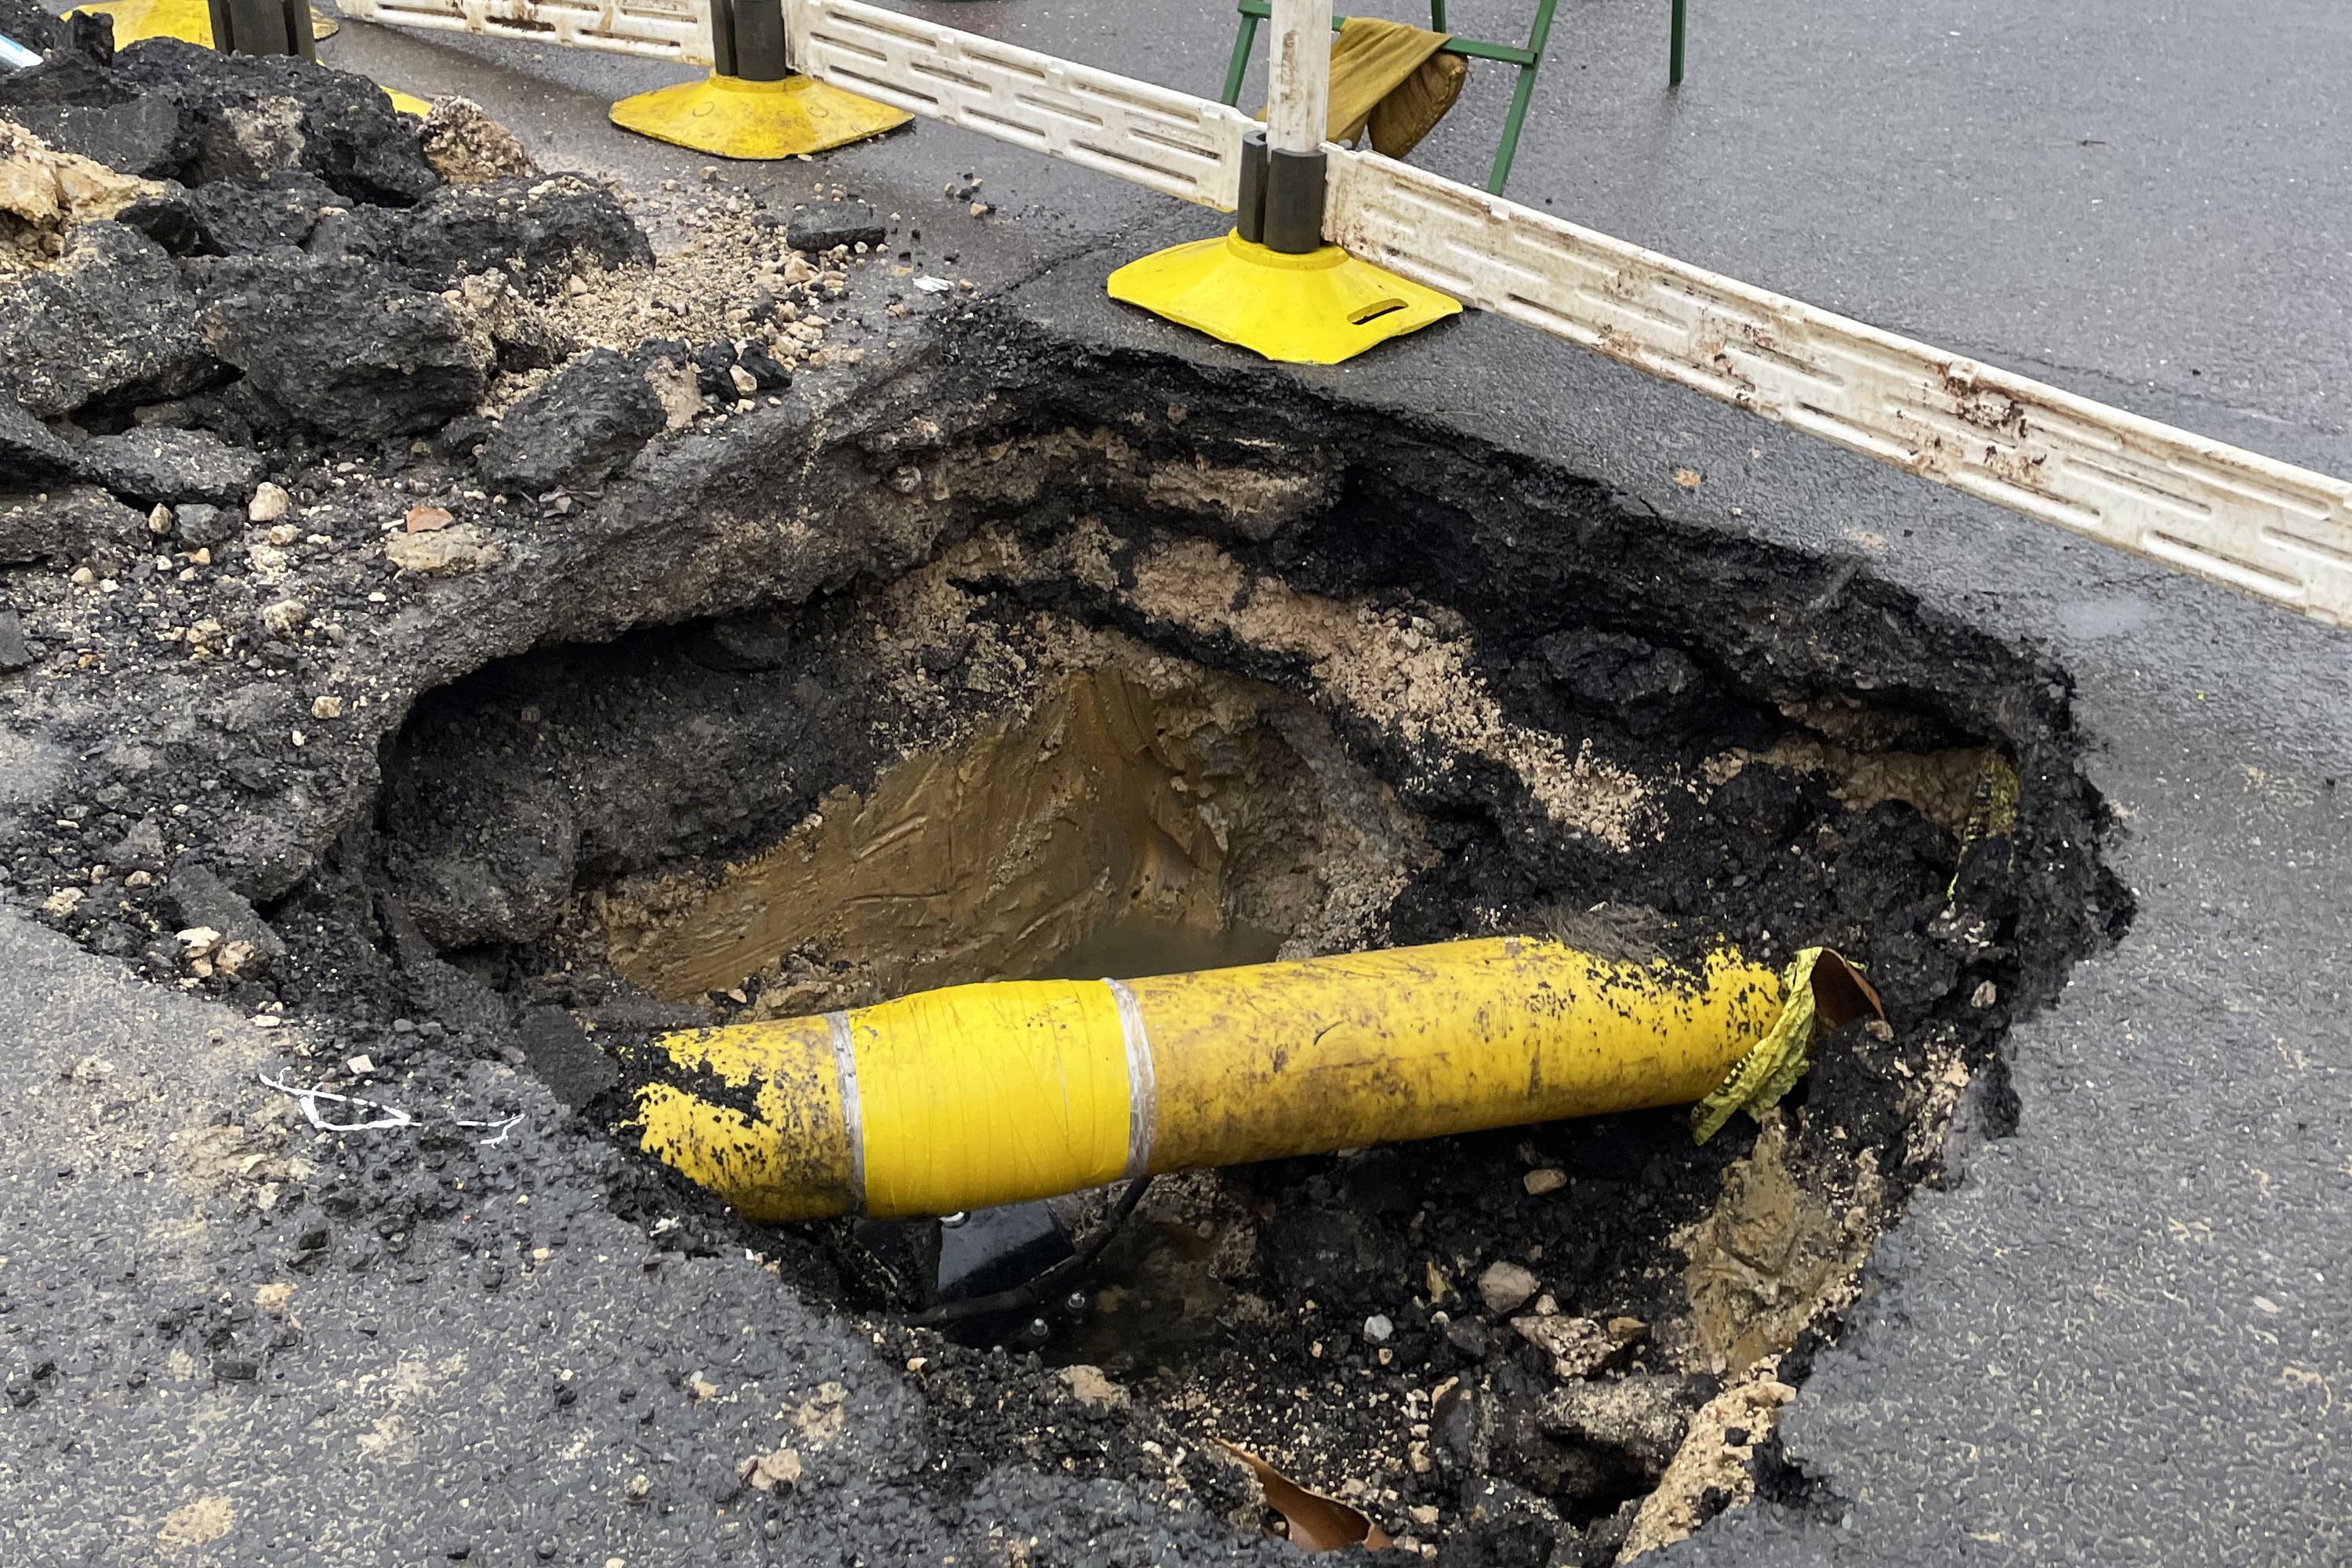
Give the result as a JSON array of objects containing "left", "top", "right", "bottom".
[{"left": 1218, "top": 0, "right": 1687, "bottom": 196}]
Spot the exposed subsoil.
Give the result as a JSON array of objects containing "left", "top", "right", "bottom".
[{"left": 0, "top": 19, "right": 2131, "bottom": 1566}]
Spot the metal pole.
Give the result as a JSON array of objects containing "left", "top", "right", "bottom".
[
  {"left": 1265, "top": 0, "right": 1330, "bottom": 154},
  {"left": 1669, "top": 0, "right": 1686, "bottom": 86}
]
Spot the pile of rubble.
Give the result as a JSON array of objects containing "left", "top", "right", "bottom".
[{"left": 0, "top": 0, "right": 913, "bottom": 1009}]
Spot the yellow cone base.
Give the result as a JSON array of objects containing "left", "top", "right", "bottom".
[
  {"left": 70, "top": 0, "right": 212, "bottom": 46},
  {"left": 383, "top": 87, "right": 431, "bottom": 118},
  {"left": 1106, "top": 230, "right": 1461, "bottom": 365},
  {"left": 68, "top": 0, "right": 338, "bottom": 46},
  {"left": 608, "top": 73, "right": 913, "bottom": 160}
]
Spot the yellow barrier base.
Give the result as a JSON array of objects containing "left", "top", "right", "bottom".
[
  {"left": 1106, "top": 230, "right": 1461, "bottom": 366},
  {"left": 68, "top": 0, "right": 339, "bottom": 46},
  {"left": 608, "top": 72, "right": 913, "bottom": 159},
  {"left": 70, "top": 0, "right": 423, "bottom": 115}
]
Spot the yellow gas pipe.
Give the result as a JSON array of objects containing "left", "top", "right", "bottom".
[{"left": 630, "top": 937, "right": 1878, "bottom": 1223}]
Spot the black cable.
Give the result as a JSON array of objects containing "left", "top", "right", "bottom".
[{"left": 907, "top": 1174, "right": 1155, "bottom": 1329}]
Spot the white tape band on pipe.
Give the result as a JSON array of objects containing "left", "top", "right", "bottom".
[
  {"left": 824, "top": 1010, "right": 866, "bottom": 1205},
  {"left": 1104, "top": 979, "right": 1158, "bottom": 1181}
]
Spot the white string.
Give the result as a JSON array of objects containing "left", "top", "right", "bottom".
[{"left": 258, "top": 1072, "right": 526, "bottom": 1145}]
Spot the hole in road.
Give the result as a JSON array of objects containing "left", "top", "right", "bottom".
[{"left": 314, "top": 422, "right": 2119, "bottom": 1563}]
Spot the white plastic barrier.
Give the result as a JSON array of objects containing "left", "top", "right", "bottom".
[
  {"left": 791, "top": 0, "right": 1254, "bottom": 210},
  {"left": 339, "top": 0, "right": 2352, "bottom": 629},
  {"left": 344, "top": 0, "right": 713, "bottom": 67},
  {"left": 1324, "top": 151, "right": 2352, "bottom": 629}
]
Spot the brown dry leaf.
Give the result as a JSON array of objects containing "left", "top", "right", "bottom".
[
  {"left": 1671, "top": 467, "right": 1704, "bottom": 489},
  {"left": 1218, "top": 1440, "right": 1392, "bottom": 1553},
  {"left": 405, "top": 504, "right": 454, "bottom": 533}
]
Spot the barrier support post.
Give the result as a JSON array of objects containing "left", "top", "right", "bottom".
[
  {"left": 609, "top": 0, "right": 909, "bottom": 160},
  {"left": 1105, "top": 0, "right": 1460, "bottom": 365}
]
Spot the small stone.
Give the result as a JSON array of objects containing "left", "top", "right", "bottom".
[
  {"left": 176, "top": 925, "right": 223, "bottom": 960},
  {"left": 267, "top": 524, "right": 299, "bottom": 547},
  {"left": 385, "top": 523, "right": 499, "bottom": 576},
  {"left": 1537, "top": 1373, "right": 1706, "bottom": 1473},
  {"left": 0, "top": 608, "right": 29, "bottom": 670},
  {"left": 418, "top": 97, "right": 541, "bottom": 186},
  {"left": 248, "top": 481, "right": 291, "bottom": 523},
  {"left": 1477, "top": 1260, "right": 1540, "bottom": 1316},
  {"left": 624, "top": 1473, "right": 651, "bottom": 1503},
  {"left": 1059, "top": 1365, "right": 1127, "bottom": 1409},
  {"left": 1971, "top": 980, "right": 1998, "bottom": 1008},
  {"left": 147, "top": 503, "right": 173, "bottom": 535},
  {"left": 1523, "top": 1167, "right": 1566, "bottom": 1196},
  {"left": 346, "top": 1054, "right": 375, "bottom": 1076},
  {"left": 735, "top": 1446, "right": 800, "bottom": 1492},
  {"left": 404, "top": 504, "right": 453, "bottom": 533},
  {"left": 0, "top": 393, "right": 78, "bottom": 488},
  {"left": 728, "top": 363, "right": 758, "bottom": 398},
  {"left": 259, "top": 598, "right": 309, "bottom": 637},
  {"left": 80, "top": 426, "right": 267, "bottom": 507},
  {"left": 783, "top": 198, "right": 884, "bottom": 253},
  {"left": 1511, "top": 1313, "right": 1621, "bottom": 1378},
  {"left": 1363, "top": 1314, "right": 1394, "bottom": 1344},
  {"left": 215, "top": 939, "right": 260, "bottom": 977},
  {"left": 178, "top": 502, "right": 245, "bottom": 553},
  {"left": 477, "top": 348, "right": 666, "bottom": 494},
  {"left": 310, "top": 694, "right": 343, "bottom": 720},
  {"left": 41, "top": 887, "right": 84, "bottom": 919}
]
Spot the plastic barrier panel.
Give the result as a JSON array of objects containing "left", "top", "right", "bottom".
[
  {"left": 1327, "top": 147, "right": 2352, "bottom": 629},
  {"left": 790, "top": 0, "right": 1254, "bottom": 210},
  {"left": 343, "top": 0, "right": 713, "bottom": 66}
]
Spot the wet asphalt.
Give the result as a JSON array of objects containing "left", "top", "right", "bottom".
[{"left": 7, "top": 0, "right": 2351, "bottom": 1563}]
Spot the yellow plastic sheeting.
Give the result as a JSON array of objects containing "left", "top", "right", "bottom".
[
  {"left": 1327, "top": 16, "right": 1468, "bottom": 159},
  {"left": 633, "top": 935, "right": 1877, "bottom": 1221},
  {"left": 608, "top": 73, "right": 912, "bottom": 160},
  {"left": 1106, "top": 231, "right": 1460, "bottom": 366}
]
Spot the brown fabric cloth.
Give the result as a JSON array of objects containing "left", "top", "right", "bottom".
[{"left": 1261, "top": 16, "right": 1470, "bottom": 161}]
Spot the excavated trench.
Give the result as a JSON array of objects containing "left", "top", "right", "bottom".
[{"left": 257, "top": 394, "right": 2125, "bottom": 1565}]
